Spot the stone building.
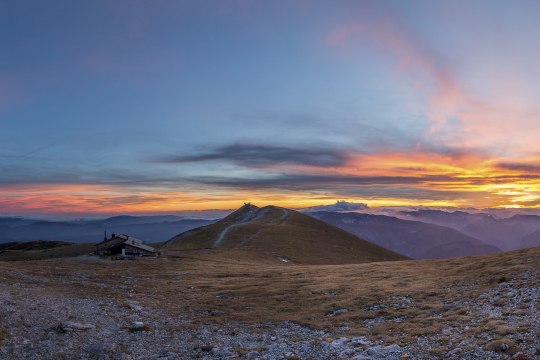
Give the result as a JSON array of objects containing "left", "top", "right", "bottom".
[{"left": 95, "top": 234, "right": 156, "bottom": 257}]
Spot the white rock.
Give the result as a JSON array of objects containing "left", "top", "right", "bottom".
[
  {"left": 351, "top": 337, "right": 370, "bottom": 346},
  {"left": 327, "top": 308, "right": 349, "bottom": 317},
  {"left": 330, "top": 337, "right": 350, "bottom": 347},
  {"left": 364, "top": 344, "right": 402, "bottom": 357},
  {"left": 352, "top": 355, "right": 372, "bottom": 360},
  {"left": 447, "top": 348, "right": 462, "bottom": 357},
  {"left": 128, "top": 302, "right": 143, "bottom": 311},
  {"left": 246, "top": 351, "right": 260, "bottom": 360},
  {"left": 60, "top": 322, "right": 95, "bottom": 331},
  {"left": 131, "top": 321, "right": 145, "bottom": 329}
]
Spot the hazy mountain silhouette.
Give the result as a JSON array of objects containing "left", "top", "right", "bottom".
[
  {"left": 310, "top": 211, "right": 500, "bottom": 259},
  {"left": 520, "top": 228, "right": 540, "bottom": 248},
  {"left": 0, "top": 216, "right": 215, "bottom": 244},
  {"left": 459, "top": 214, "right": 540, "bottom": 250},
  {"left": 396, "top": 210, "right": 540, "bottom": 251},
  {"left": 397, "top": 210, "right": 494, "bottom": 229}
]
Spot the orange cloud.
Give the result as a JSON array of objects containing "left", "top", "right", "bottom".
[
  {"left": 2, "top": 150, "right": 540, "bottom": 215},
  {"left": 0, "top": 183, "right": 353, "bottom": 215},
  {"left": 262, "top": 148, "right": 540, "bottom": 208}
]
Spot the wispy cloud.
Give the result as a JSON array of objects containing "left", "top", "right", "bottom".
[
  {"left": 496, "top": 162, "right": 540, "bottom": 174},
  {"left": 194, "top": 173, "right": 456, "bottom": 188},
  {"left": 152, "top": 144, "right": 351, "bottom": 168},
  {"left": 325, "top": 14, "right": 462, "bottom": 129},
  {"left": 324, "top": 8, "right": 540, "bottom": 157}
]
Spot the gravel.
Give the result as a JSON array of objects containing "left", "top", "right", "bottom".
[{"left": 1, "top": 270, "right": 539, "bottom": 359}]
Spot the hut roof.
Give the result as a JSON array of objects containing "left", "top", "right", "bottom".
[{"left": 96, "top": 234, "right": 155, "bottom": 253}]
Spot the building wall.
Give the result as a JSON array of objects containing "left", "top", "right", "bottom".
[
  {"left": 95, "top": 238, "right": 126, "bottom": 254},
  {"left": 124, "top": 244, "right": 155, "bottom": 256},
  {"left": 95, "top": 239, "right": 155, "bottom": 257}
]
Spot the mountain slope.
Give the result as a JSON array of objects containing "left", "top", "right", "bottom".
[
  {"left": 0, "top": 217, "right": 215, "bottom": 244},
  {"left": 0, "top": 241, "right": 95, "bottom": 261},
  {"left": 459, "top": 214, "right": 540, "bottom": 250},
  {"left": 397, "top": 210, "right": 540, "bottom": 251},
  {"left": 163, "top": 204, "right": 407, "bottom": 265},
  {"left": 397, "top": 210, "right": 494, "bottom": 230},
  {"left": 519, "top": 228, "right": 540, "bottom": 248},
  {"left": 95, "top": 215, "right": 186, "bottom": 227},
  {"left": 310, "top": 211, "right": 500, "bottom": 259}
]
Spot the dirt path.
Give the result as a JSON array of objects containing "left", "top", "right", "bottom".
[
  {"left": 212, "top": 223, "right": 241, "bottom": 248},
  {"left": 212, "top": 208, "right": 259, "bottom": 248}
]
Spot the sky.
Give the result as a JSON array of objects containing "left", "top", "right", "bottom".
[{"left": 2, "top": 0, "right": 540, "bottom": 216}]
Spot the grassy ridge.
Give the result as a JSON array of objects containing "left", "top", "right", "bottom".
[
  {"left": 0, "top": 242, "right": 94, "bottom": 261},
  {"left": 164, "top": 205, "right": 407, "bottom": 264}
]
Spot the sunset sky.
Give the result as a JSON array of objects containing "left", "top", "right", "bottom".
[{"left": 2, "top": 0, "right": 540, "bottom": 215}]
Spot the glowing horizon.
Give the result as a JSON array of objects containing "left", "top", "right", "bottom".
[{"left": 2, "top": 1, "right": 540, "bottom": 215}]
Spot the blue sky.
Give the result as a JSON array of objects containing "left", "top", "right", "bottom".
[{"left": 2, "top": 1, "right": 540, "bottom": 214}]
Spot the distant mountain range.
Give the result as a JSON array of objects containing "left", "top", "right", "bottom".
[
  {"left": 395, "top": 210, "right": 540, "bottom": 250},
  {"left": 163, "top": 204, "right": 407, "bottom": 265},
  {"left": 3, "top": 206, "right": 540, "bottom": 260},
  {"left": 520, "top": 228, "right": 540, "bottom": 248},
  {"left": 0, "top": 216, "right": 215, "bottom": 244},
  {"left": 310, "top": 211, "right": 500, "bottom": 259}
]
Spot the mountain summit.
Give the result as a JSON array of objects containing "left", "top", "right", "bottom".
[{"left": 162, "top": 204, "right": 407, "bottom": 264}]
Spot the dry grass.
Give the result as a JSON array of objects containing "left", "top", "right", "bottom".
[
  {"left": 0, "top": 246, "right": 538, "bottom": 348},
  {"left": 0, "top": 324, "right": 8, "bottom": 346},
  {"left": 485, "top": 338, "right": 517, "bottom": 355},
  {"left": 164, "top": 206, "right": 407, "bottom": 265},
  {"left": 0, "top": 243, "right": 94, "bottom": 261},
  {"left": 127, "top": 324, "right": 151, "bottom": 332},
  {"left": 483, "top": 319, "right": 519, "bottom": 336}
]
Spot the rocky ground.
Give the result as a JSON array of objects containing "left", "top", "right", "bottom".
[
  {"left": 0, "top": 284, "right": 402, "bottom": 360},
  {"left": 0, "top": 255, "right": 539, "bottom": 359}
]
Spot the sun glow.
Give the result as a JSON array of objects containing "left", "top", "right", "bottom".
[{"left": 2, "top": 150, "right": 540, "bottom": 215}]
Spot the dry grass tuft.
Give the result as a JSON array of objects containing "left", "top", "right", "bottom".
[
  {"left": 0, "top": 324, "right": 8, "bottom": 346},
  {"left": 485, "top": 338, "right": 517, "bottom": 355},
  {"left": 198, "top": 344, "right": 214, "bottom": 352},
  {"left": 127, "top": 324, "right": 151, "bottom": 332}
]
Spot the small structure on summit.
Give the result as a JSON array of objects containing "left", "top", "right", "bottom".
[{"left": 95, "top": 233, "right": 156, "bottom": 258}]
